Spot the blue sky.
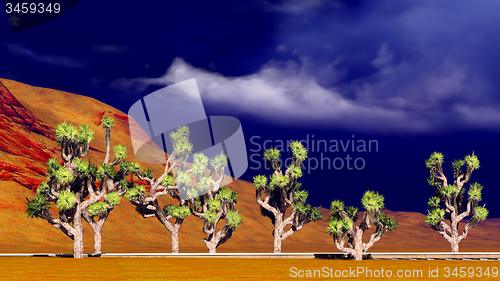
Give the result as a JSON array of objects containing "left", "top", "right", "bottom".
[{"left": 2, "top": 0, "right": 500, "bottom": 215}]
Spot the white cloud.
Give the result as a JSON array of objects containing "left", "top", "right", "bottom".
[
  {"left": 5, "top": 44, "right": 87, "bottom": 68},
  {"left": 265, "top": 0, "right": 342, "bottom": 14},
  {"left": 113, "top": 58, "right": 434, "bottom": 132},
  {"left": 93, "top": 44, "right": 129, "bottom": 54},
  {"left": 112, "top": 46, "right": 500, "bottom": 133},
  {"left": 371, "top": 43, "right": 394, "bottom": 70}
]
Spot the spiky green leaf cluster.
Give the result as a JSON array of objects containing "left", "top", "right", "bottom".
[
  {"left": 468, "top": 182, "right": 483, "bottom": 201},
  {"left": 74, "top": 158, "right": 90, "bottom": 175},
  {"left": 309, "top": 207, "right": 322, "bottom": 221},
  {"left": 124, "top": 185, "right": 145, "bottom": 201},
  {"left": 286, "top": 164, "right": 303, "bottom": 179},
  {"left": 78, "top": 124, "right": 94, "bottom": 144},
  {"left": 452, "top": 159, "right": 465, "bottom": 173},
  {"left": 55, "top": 122, "right": 78, "bottom": 143},
  {"left": 263, "top": 148, "right": 280, "bottom": 162},
  {"left": 87, "top": 202, "right": 109, "bottom": 216},
  {"left": 56, "top": 122, "right": 94, "bottom": 144},
  {"left": 473, "top": 206, "right": 488, "bottom": 222},
  {"left": 113, "top": 145, "right": 127, "bottom": 160},
  {"left": 226, "top": 210, "right": 242, "bottom": 229},
  {"left": 207, "top": 198, "right": 222, "bottom": 211},
  {"left": 120, "top": 161, "right": 140, "bottom": 174},
  {"left": 26, "top": 195, "right": 49, "bottom": 218},
  {"left": 204, "top": 210, "right": 219, "bottom": 224},
  {"left": 186, "top": 187, "right": 199, "bottom": 199},
  {"left": 215, "top": 187, "right": 237, "bottom": 203},
  {"left": 192, "top": 153, "right": 209, "bottom": 177},
  {"left": 161, "top": 175, "right": 175, "bottom": 187},
  {"left": 175, "top": 171, "right": 191, "bottom": 186},
  {"left": 378, "top": 213, "right": 398, "bottom": 231},
  {"left": 252, "top": 175, "right": 267, "bottom": 190},
  {"left": 210, "top": 153, "right": 227, "bottom": 171},
  {"left": 101, "top": 116, "right": 115, "bottom": 129},
  {"left": 56, "top": 190, "right": 76, "bottom": 211},
  {"left": 164, "top": 205, "right": 191, "bottom": 219},
  {"left": 361, "top": 190, "right": 384, "bottom": 212},
  {"left": 439, "top": 184, "right": 458, "bottom": 197},
  {"left": 427, "top": 196, "right": 441, "bottom": 209},
  {"left": 142, "top": 169, "right": 153, "bottom": 179},
  {"left": 293, "top": 190, "right": 308, "bottom": 203},
  {"left": 97, "top": 164, "right": 115, "bottom": 179},
  {"left": 465, "top": 153, "right": 480, "bottom": 170},
  {"left": 346, "top": 206, "right": 359, "bottom": 219},
  {"left": 105, "top": 192, "right": 121, "bottom": 207},
  {"left": 36, "top": 182, "right": 49, "bottom": 195},
  {"left": 46, "top": 158, "right": 61, "bottom": 176},
  {"left": 269, "top": 174, "right": 289, "bottom": 190},
  {"left": 289, "top": 141, "right": 307, "bottom": 162},
  {"left": 425, "top": 208, "right": 445, "bottom": 226},
  {"left": 330, "top": 200, "right": 345, "bottom": 213},
  {"left": 170, "top": 126, "right": 193, "bottom": 155},
  {"left": 197, "top": 176, "right": 211, "bottom": 191},
  {"left": 55, "top": 167, "right": 74, "bottom": 185},
  {"left": 119, "top": 179, "right": 130, "bottom": 190},
  {"left": 294, "top": 203, "right": 321, "bottom": 221},
  {"left": 327, "top": 217, "right": 352, "bottom": 236},
  {"left": 426, "top": 152, "right": 444, "bottom": 169}
]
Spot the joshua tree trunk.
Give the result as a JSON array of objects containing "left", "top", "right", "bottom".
[
  {"left": 201, "top": 225, "right": 232, "bottom": 254},
  {"left": 333, "top": 226, "right": 384, "bottom": 261},
  {"left": 436, "top": 205, "right": 470, "bottom": 253},
  {"left": 153, "top": 205, "right": 185, "bottom": 253},
  {"left": 271, "top": 212, "right": 301, "bottom": 253},
  {"left": 72, "top": 208, "right": 84, "bottom": 258},
  {"left": 352, "top": 229, "right": 364, "bottom": 261},
  {"left": 93, "top": 227, "right": 102, "bottom": 255},
  {"left": 90, "top": 219, "right": 106, "bottom": 255},
  {"left": 451, "top": 240, "right": 459, "bottom": 253},
  {"left": 83, "top": 211, "right": 107, "bottom": 255},
  {"left": 273, "top": 235, "right": 282, "bottom": 253},
  {"left": 273, "top": 213, "right": 283, "bottom": 253},
  {"left": 171, "top": 227, "right": 180, "bottom": 254},
  {"left": 205, "top": 240, "right": 217, "bottom": 254}
]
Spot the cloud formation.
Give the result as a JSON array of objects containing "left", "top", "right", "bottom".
[
  {"left": 5, "top": 44, "right": 87, "bottom": 68},
  {"left": 113, "top": 0, "right": 500, "bottom": 133},
  {"left": 112, "top": 57, "right": 495, "bottom": 133}
]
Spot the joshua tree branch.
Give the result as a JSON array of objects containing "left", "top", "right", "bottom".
[
  {"left": 281, "top": 211, "right": 296, "bottom": 227},
  {"left": 281, "top": 224, "right": 303, "bottom": 241},
  {"left": 456, "top": 201, "right": 472, "bottom": 222},
  {"left": 443, "top": 197, "right": 456, "bottom": 213},
  {"left": 154, "top": 204, "right": 175, "bottom": 233},
  {"left": 438, "top": 221, "right": 453, "bottom": 241},
  {"left": 458, "top": 223, "right": 470, "bottom": 242},
  {"left": 256, "top": 190, "right": 279, "bottom": 216},
  {"left": 363, "top": 232, "right": 382, "bottom": 251}
]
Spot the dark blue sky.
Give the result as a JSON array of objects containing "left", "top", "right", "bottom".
[{"left": 2, "top": 0, "right": 500, "bottom": 216}]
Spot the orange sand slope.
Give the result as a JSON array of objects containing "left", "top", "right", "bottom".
[{"left": 1, "top": 78, "right": 500, "bottom": 253}]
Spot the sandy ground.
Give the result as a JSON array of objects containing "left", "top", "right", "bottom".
[{"left": 0, "top": 257, "right": 499, "bottom": 280}]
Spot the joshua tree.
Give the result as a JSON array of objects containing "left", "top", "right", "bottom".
[
  {"left": 125, "top": 126, "right": 193, "bottom": 253},
  {"left": 82, "top": 117, "right": 132, "bottom": 255},
  {"left": 327, "top": 191, "right": 397, "bottom": 260},
  {"left": 424, "top": 152, "right": 488, "bottom": 252},
  {"left": 188, "top": 184, "right": 241, "bottom": 253},
  {"left": 177, "top": 131, "right": 241, "bottom": 253},
  {"left": 26, "top": 120, "right": 128, "bottom": 258},
  {"left": 252, "top": 141, "right": 321, "bottom": 253}
]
